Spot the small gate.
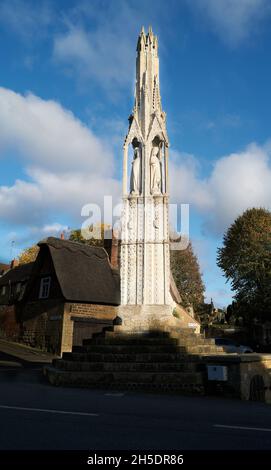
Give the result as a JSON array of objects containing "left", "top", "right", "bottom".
[{"left": 249, "top": 375, "right": 265, "bottom": 401}]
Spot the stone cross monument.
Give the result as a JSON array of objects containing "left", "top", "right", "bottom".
[{"left": 119, "top": 26, "right": 177, "bottom": 330}]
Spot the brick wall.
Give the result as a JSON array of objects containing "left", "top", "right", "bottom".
[
  {"left": 6, "top": 302, "right": 118, "bottom": 355},
  {"left": 60, "top": 303, "right": 118, "bottom": 354},
  {"left": 69, "top": 303, "right": 118, "bottom": 320},
  {"left": 0, "top": 305, "right": 20, "bottom": 339}
]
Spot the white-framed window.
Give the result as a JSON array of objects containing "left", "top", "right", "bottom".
[
  {"left": 15, "top": 282, "right": 21, "bottom": 294},
  {"left": 39, "top": 277, "right": 51, "bottom": 299},
  {"left": 0, "top": 285, "right": 6, "bottom": 296}
]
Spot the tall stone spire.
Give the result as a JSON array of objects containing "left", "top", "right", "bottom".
[
  {"left": 134, "top": 26, "right": 163, "bottom": 139},
  {"left": 120, "top": 27, "right": 171, "bottom": 320},
  {"left": 123, "top": 26, "right": 169, "bottom": 197}
]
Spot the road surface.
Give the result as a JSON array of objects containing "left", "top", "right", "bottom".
[{"left": 0, "top": 340, "right": 271, "bottom": 450}]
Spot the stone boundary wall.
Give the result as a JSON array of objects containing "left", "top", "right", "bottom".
[
  {"left": 22, "top": 304, "right": 63, "bottom": 354},
  {"left": 0, "top": 305, "right": 19, "bottom": 339},
  {"left": 202, "top": 354, "right": 271, "bottom": 403}
]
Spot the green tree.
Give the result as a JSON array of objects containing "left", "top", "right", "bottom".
[
  {"left": 170, "top": 242, "right": 205, "bottom": 311},
  {"left": 69, "top": 223, "right": 111, "bottom": 247},
  {"left": 217, "top": 208, "right": 271, "bottom": 322},
  {"left": 18, "top": 245, "right": 39, "bottom": 265}
]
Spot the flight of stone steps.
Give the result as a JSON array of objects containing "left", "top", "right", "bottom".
[{"left": 44, "top": 325, "right": 227, "bottom": 394}]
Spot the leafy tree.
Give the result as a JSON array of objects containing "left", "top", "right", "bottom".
[
  {"left": 17, "top": 224, "right": 110, "bottom": 266},
  {"left": 18, "top": 245, "right": 39, "bottom": 265},
  {"left": 217, "top": 208, "right": 271, "bottom": 322},
  {"left": 226, "top": 302, "right": 235, "bottom": 324},
  {"left": 69, "top": 224, "right": 111, "bottom": 247},
  {"left": 170, "top": 242, "right": 205, "bottom": 311}
]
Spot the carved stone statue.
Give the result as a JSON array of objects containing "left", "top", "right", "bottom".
[
  {"left": 130, "top": 147, "right": 141, "bottom": 194},
  {"left": 150, "top": 146, "right": 162, "bottom": 194}
]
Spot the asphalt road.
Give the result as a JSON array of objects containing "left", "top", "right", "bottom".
[{"left": 0, "top": 341, "right": 271, "bottom": 450}]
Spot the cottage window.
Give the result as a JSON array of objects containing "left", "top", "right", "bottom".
[
  {"left": 0, "top": 285, "right": 6, "bottom": 296},
  {"left": 15, "top": 282, "right": 21, "bottom": 294},
  {"left": 39, "top": 277, "right": 51, "bottom": 299}
]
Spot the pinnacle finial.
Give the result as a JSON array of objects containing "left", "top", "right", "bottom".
[
  {"left": 148, "top": 25, "right": 153, "bottom": 34},
  {"left": 137, "top": 27, "right": 146, "bottom": 51}
]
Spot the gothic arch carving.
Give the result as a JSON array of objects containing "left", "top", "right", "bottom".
[
  {"left": 130, "top": 138, "right": 142, "bottom": 195},
  {"left": 147, "top": 113, "right": 168, "bottom": 145},
  {"left": 124, "top": 116, "right": 143, "bottom": 147}
]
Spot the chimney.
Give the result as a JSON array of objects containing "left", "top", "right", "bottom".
[
  {"left": 110, "top": 229, "right": 119, "bottom": 269},
  {"left": 60, "top": 232, "right": 65, "bottom": 240},
  {"left": 10, "top": 259, "right": 19, "bottom": 269}
]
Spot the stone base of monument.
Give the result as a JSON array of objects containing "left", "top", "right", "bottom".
[
  {"left": 116, "top": 305, "right": 184, "bottom": 333},
  {"left": 44, "top": 313, "right": 228, "bottom": 394},
  {"left": 44, "top": 328, "right": 271, "bottom": 401},
  {"left": 48, "top": 306, "right": 270, "bottom": 399},
  {"left": 115, "top": 304, "right": 201, "bottom": 335},
  {"left": 43, "top": 303, "right": 271, "bottom": 402}
]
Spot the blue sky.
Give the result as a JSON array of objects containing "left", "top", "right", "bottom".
[{"left": 1, "top": 0, "right": 271, "bottom": 307}]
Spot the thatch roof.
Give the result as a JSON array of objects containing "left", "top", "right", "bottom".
[
  {"left": 0, "top": 263, "right": 9, "bottom": 276},
  {"left": 0, "top": 262, "right": 34, "bottom": 286},
  {"left": 37, "top": 237, "right": 120, "bottom": 305}
]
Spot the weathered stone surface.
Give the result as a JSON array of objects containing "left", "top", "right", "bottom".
[
  {"left": 120, "top": 28, "right": 171, "bottom": 313},
  {"left": 45, "top": 325, "right": 271, "bottom": 401},
  {"left": 44, "top": 325, "right": 227, "bottom": 394}
]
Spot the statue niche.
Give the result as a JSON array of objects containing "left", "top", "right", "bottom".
[
  {"left": 130, "top": 146, "right": 141, "bottom": 195},
  {"left": 150, "top": 143, "right": 162, "bottom": 195}
]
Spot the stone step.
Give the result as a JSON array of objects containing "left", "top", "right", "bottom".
[
  {"left": 105, "top": 331, "right": 212, "bottom": 346},
  {"left": 111, "top": 326, "right": 174, "bottom": 335},
  {"left": 88, "top": 336, "right": 179, "bottom": 346},
  {"left": 45, "top": 369, "right": 204, "bottom": 394},
  {"left": 187, "top": 345, "right": 225, "bottom": 354},
  {"left": 45, "top": 366, "right": 204, "bottom": 388},
  {"left": 176, "top": 339, "right": 216, "bottom": 348},
  {"left": 72, "top": 345, "right": 87, "bottom": 353},
  {"left": 110, "top": 327, "right": 199, "bottom": 338},
  {"left": 78, "top": 344, "right": 187, "bottom": 354},
  {"left": 53, "top": 359, "right": 195, "bottom": 373},
  {"left": 62, "top": 351, "right": 198, "bottom": 363},
  {"left": 108, "top": 328, "right": 197, "bottom": 338},
  {"left": 83, "top": 336, "right": 216, "bottom": 351},
  {"left": 45, "top": 312, "right": 233, "bottom": 395},
  {"left": 110, "top": 332, "right": 202, "bottom": 341}
]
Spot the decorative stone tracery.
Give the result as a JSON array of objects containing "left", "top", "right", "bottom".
[{"left": 120, "top": 27, "right": 171, "bottom": 307}]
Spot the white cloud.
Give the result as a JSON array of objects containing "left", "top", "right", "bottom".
[
  {"left": 1, "top": 87, "right": 271, "bottom": 271},
  {"left": 170, "top": 142, "right": 271, "bottom": 234},
  {"left": 0, "top": 87, "right": 113, "bottom": 175},
  {"left": 39, "top": 223, "right": 68, "bottom": 236},
  {"left": 204, "top": 288, "right": 233, "bottom": 307},
  {"left": 53, "top": 25, "right": 134, "bottom": 93},
  {"left": 3, "top": 223, "right": 70, "bottom": 259},
  {"left": 207, "top": 143, "right": 271, "bottom": 231},
  {"left": 10, "top": 223, "right": 69, "bottom": 245},
  {"left": 170, "top": 151, "right": 212, "bottom": 210},
  {"left": 189, "top": 0, "right": 271, "bottom": 46},
  {"left": 0, "top": 169, "right": 120, "bottom": 226},
  {"left": 52, "top": 1, "right": 137, "bottom": 93},
  {"left": 0, "top": 87, "right": 121, "bottom": 227},
  {"left": 52, "top": 1, "right": 169, "bottom": 94}
]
